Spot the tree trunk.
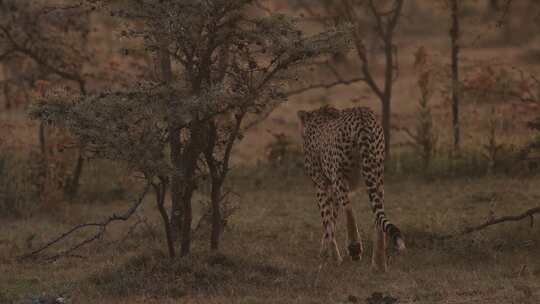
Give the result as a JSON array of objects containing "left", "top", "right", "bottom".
[
  {"left": 38, "top": 121, "right": 46, "bottom": 155},
  {"left": 382, "top": 37, "right": 394, "bottom": 158},
  {"left": 3, "top": 82, "right": 10, "bottom": 110},
  {"left": 180, "top": 181, "right": 195, "bottom": 256},
  {"left": 154, "top": 180, "right": 175, "bottom": 258},
  {"left": 450, "top": 0, "right": 460, "bottom": 152},
  {"left": 489, "top": 0, "right": 500, "bottom": 11},
  {"left": 63, "top": 81, "right": 87, "bottom": 199},
  {"left": 158, "top": 39, "right": 184, "bottom": 246},
  {"left": 354, "top": 0, "right": 403, "bottom": 158},
  {"left": 168, "top": 127, "right": 183, "bottom": 244},
  {"left": 38, "top": 121, "right": 47, "bottom": 197},
  {"left": 210, "top": 179, "right": 222, "bottom": 251},
  {"left": 204, "top": 120, "right": 225, "bottom": 251},
  {"left": 64, "top": 151, "right": 84, "bottom": 199},
  {"left": 178, "top": 123, "right": 205, "bottom": 256},
  {"left": 381, "top": 97, "right": 391, "bottom": 157},
  {"left": 1, "top": 64, "right": 10, "bottom": 110},
  {"left": 485, "top": 0, "right": 500, "bottom": 19},
  {"left": 178, "top": 158, "right": 198, "bottom": 257}
]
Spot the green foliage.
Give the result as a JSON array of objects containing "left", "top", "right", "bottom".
[
  {"left": 30, "top": 86, "right": 170, "bottom": 178},
  {"left": 265, "top": 132, "right": 300, "bottom": 164},
  {"left": 28, "top": 0, "right": 352, "bottom": 254},
  {"left": 405, "top": 69, "right": 439, "bottom": 172},
  {"left": 480, "top": 107, "right": 509, "bottom": 175},
  {"left": 386, "top": 147, "right": 524, "bottom": 179},
  {"left": 29, "top": 1, "right": 351, "bottom": 180},
  {"left": 263, "top": 132, "right": 304, "bottom": 178}
]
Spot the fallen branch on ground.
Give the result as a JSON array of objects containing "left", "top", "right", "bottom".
[
  {"left": 103, "top": 214, "right": 156, "bottom": 246},
  {"left": 438, "top": 207, "right": 540, "bottom": 240},
  {"left": 17, "top": 184, "right": 150, "bottom": 262}
]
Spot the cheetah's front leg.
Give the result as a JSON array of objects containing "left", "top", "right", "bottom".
[{"left": 316, "top": 186, "right": 342, "bottom": 264}]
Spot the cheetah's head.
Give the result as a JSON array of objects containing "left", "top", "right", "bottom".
[{"left": 297, "top": 105, "right": 340, "bottom": 137}]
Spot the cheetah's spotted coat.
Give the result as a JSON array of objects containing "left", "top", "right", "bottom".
[{"left": 298, "top": 105, "right": 405, "bottom": 271}]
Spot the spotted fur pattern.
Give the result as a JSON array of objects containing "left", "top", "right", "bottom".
[{"left": 298, "top": 105, "right": 405, "bottom": 271}]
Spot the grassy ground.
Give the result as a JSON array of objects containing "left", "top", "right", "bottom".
[
  {"left": 2, "top": 2, "right": 540, "bottom": 303},
  {"left": 2, "top": 169, "right": 540, "bottom": 303}
]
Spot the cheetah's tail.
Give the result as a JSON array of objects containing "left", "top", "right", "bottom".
[{"left": 376, "top": 209, "right": 406, "bottom": 252}]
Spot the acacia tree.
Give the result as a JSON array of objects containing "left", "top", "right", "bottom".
[
  {"left": 28, "top": 0, "right": 349, "bottom": 259},
  {"left": 293, "top": 0, "right": 404, "bottom": 157},
  {"left": 0, "top": 0, "right": 93, "bottom": 198},
  {"left": 30, "top": 86, "right": 176, "bottom": 259}
]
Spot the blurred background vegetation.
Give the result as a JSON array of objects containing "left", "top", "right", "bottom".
[{"left": 2, "top": 1, "right": 540, "bottom": 219}]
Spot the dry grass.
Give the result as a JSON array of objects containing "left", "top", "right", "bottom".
[{"left": 2, "top": 172, "right": 540, "bottom": 303}]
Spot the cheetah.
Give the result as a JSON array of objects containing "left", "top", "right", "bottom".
[{"left": 297, "top": 105, "right": 405, "bottom": 272}]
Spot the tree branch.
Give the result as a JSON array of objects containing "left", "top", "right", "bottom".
[
  {"left": 395, "top": 125, "right": 420, "bottom": 143},
  {"left": 367, "top": 0, "right": 386, "bottom": 39},
  {"left": 438, "top": 207, "right": 540, "bottom": 240},
  {"left": 285, "top": 76, "right": 364, "bottom": 97},
  {"left": 387, "top": 0, "right": 404, "bottom": 33},
  {"left": 17, "top": 184, "right": 150, "bottom": 262},
  {"left": 0, "top": 25, "right": 86, "bottom": 91}
]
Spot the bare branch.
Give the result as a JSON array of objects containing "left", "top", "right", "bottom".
[
  {"left": 241, "top": 102, "right": 278, "bottom": 131},
  {"left": 438, "top": 207, "right": 540, "bottom": 240},
  {"left": 253, "top": 0, "right": 273, "bottom": 15},
  {"left": 17, "top": 184, "right": 150, "bottom": 262},
  {"left": 367, "top": 0, "right": 386, "bottom": 39},
  {"left": 0, "top": 8, "right": 89, "bottom": 93},
  {"left": 356, "top": 45, "right": 384, "bottom": 100},
  {"left": 395, "top": 125, "right": 420, "bottom": 143},
  {"left": 296, "top": 0, "right": 323, "bottom": 21},
  {"left": 285, "top": 76, "right": 364, "bottom": 97},
  {"left": 103, "top": 214, "right": 156, "bottom": 246},
  {"left": 387, "top": 0, "right": 404, "bottom": 33}
]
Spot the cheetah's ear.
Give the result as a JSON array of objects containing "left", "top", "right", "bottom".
[
  {"left": 321, "top": 105, "right": 340, "bottom": 116},
  {"left": 297, "top": 110, "right": 308, "bottom": 122},
  {"left": 297, "top": 110, "right": 307, "bottom": 136}
]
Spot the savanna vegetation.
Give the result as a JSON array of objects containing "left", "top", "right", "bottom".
[{"left": 1, "top": 0, "right": 540, "bottom": 303}]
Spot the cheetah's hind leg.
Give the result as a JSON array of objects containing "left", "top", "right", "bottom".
[
  {"left": 371, "top": 226, "right": 388, "bottom": 273},
  {"left": 319, "top": 235, "right": 343, "bottom": 265},
  {"left": 316, "top": 187, "right": 343, "bottom": 265}
]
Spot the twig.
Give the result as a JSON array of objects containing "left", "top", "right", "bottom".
[
  {"left": 42, "top": 3, "right": 85, "bottom": 14},
  {"left": 17, "top": 184, "right": 150, "bottom": 262},
  {"left": 394, "top": 125, "right": 420, "bottom": 143},
  {"left": 437, "top": 207, "right": 540, "bottom": 240},
  {"left": 253, "top": 0, "right": 272, "bottom": 15},
  {"left": 103, "top": 215, "right": 154, "bottom": 246},
  {"left": 242, "top": 102, "right": 278, "bottom": 131},
  {"left": 285, "top": 76, "right": 364, "bottom": 97}
]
